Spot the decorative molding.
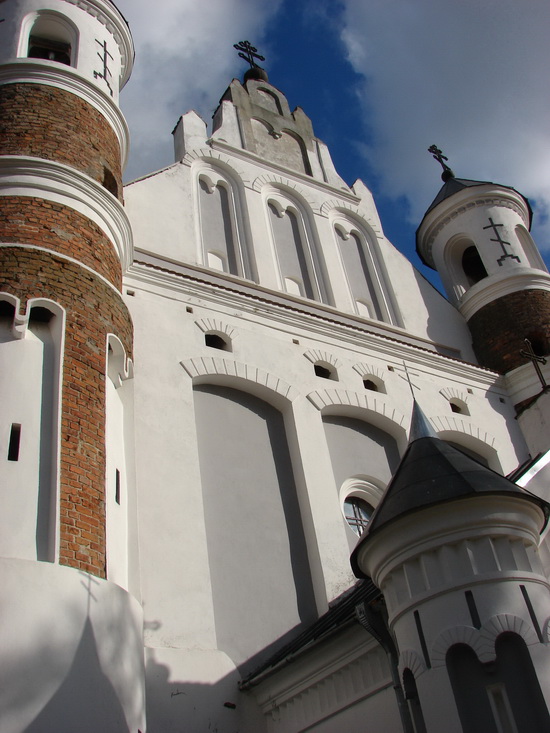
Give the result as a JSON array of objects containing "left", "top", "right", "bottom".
[
  {"left": 320, "top": 198, "right": 360, "bottom": 217},
  {"left": 307, "top": 388, "right": 407, "bottom": 429},
  {"left": 459, "top": 270, "right": 550, "bottom": 321},
  {"left": 194, "top": 318, "right": 236, "bottom": 338},
  {"left": 431, "top": 625, "right": 480, "bottom": 667},
  {"left": 439, "top": 386, "right": 469, "bottom": 404},
  {"left": 478, "top": 614, "right": 539, "bottom": 660},
  {"left": 184, "top": 148, "right": 250, "bottom": 186},
  {"left": 399, "top": 649, "right": 427, "bottom": 678},
  {"left": 0, "top": 155, "right": 133, "bottom": 270},
  {"left": 180, "top": 357, "right": 299, "bottom": 402},
  {"left": 353, "top": 363, "right": 386, "bottom": 381},
  {"left": 431, "top": 613, "right": 538, "bottom": 668},
  {"left": 0, "top": 292, "right": 65, "bottom": 340},
  {"left": 303, "top": 349, "right": 341, "bottom": 368},
  {"left": 252, "top": 173, "right": 318, "bottom": 210},
  {"left": 431, "top": 415, "right": 496, "bottom": 447},
  {"left": 0, "top": 62, "right": 130, "bottom": 167}
]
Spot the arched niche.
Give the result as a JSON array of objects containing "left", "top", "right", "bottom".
[
  {"left": 332, "top": 215, "right": 399, "bottom": 324},
  {"left": 193, "top": 383, "right": 316, "bottom": 666},
  {"left": 195, "top": 163, "right": 255, "bottom": 281},
  {"left": 266, "top": 188, "right": 330, "bottom": 303},
  {"left": 515, "top": 225, "right": 547, "bottom": 270}
]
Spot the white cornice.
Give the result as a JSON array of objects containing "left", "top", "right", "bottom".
[
  {"left": 459, "top": 269, "right": 550, "bottom": 321},
  {"left": 0, "top": 62, "right": 130, "bottom": 169},
  {"left": 0, "top": 155, "right": 133, "bottom": 270},
  {"left": 125, "top": 253, "right": 504, "bottom": 390},
  {"left": 63, "top": 0, "right": 134, "bottom": 86}
]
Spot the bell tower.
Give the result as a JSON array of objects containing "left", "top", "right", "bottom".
[{"left": 417, "top": 148, "right": 550, "bottom": 439}]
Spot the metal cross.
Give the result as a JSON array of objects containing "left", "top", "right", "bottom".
[
  {"left": 428, "top": 144, "right": 453, "bottom": 176},
  {"left": 234, "top": 40, "right": 265, "bottom": 69},
  {"left": 482, "top": 217, "right": 520, "bottom": 266},
  {"left": 398, "top": 360, "right": 420, "bottom": 399},
  {"left": 520, "top": 338, "right": 548, "bottom": 390},
  {"left": 93, "top": 39, "right": 113, "bottom": 97}
]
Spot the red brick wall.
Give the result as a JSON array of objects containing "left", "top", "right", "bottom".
[
  {"left": 0, "top": 83, "right": 122, "bottom": 199},
  {"left": 0, "top": 246, "right": 133, "bottom": 577},
  {"left": 467, "top": 289, "right": 550, "bottom": 373},
  {"left": 0, "top": 197, "right": 122, "bottom": 288}
]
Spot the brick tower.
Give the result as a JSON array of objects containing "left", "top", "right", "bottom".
[{"left": 0, "top": 2, "right": 144, "bottom": 730}]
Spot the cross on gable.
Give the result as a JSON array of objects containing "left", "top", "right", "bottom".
[
  {"left": 234, "top": 40, "right": 265, "bottom": 69},
  {"left": 520, "top": 338, "right": 548, "bottom": 390}
]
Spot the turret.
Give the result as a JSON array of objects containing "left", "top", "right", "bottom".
[
  {"left": 352, "top": 403, "right": 550, "bottom": 732},
  {"left": 417, "top": 147, "right": 550, "bottom": 377},
  {"left": 0, "top": 3, "right": 144, "bottom": 730}
]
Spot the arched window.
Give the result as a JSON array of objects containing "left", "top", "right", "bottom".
[
  {"left": 334, "top": 220, "right": 398, "bottom": 324},
  {"left": 22, "top": 12, "right": 78, "bottom": 67},
  {"left": 197, "top": 168, "right": 252, "bottom": 280},
  {"left": 343, "top": 496, "right": 374, "bottom": 536},
  {"left": 268, "top": 194, "right": 328, "bottom": 303},
  {"left": 462, "top": 245, "right": 488, "bottom": 286}
]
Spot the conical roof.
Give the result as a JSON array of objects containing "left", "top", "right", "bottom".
[{"left": 351, "top": 407, "right": 550, "bottom": 578}]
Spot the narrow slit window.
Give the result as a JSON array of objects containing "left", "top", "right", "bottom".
[
  {"left": 8, "top": 424, "right": 21, "bottom": 461},
  {"left": 115, "top": 469, "right": 121, "bottom": 505}
]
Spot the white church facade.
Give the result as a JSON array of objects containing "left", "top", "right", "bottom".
[{"left": 1, "top": 2, "right": 550, "bottom": 732}]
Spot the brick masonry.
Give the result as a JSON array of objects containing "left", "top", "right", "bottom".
[
  {"left": 467, "top": 289, "right": 550, "bottom": 373},
  {"left": 0, "top": 246, "right": 133, "bottom": 577},
  {"left": 0, "top": 83, "right": 122, "bottom": 199},
  {"left": 0, "top": 196, "right": 122, "bottom": 288}
]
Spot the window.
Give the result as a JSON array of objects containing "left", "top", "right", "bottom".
[
  {"left": 205, "top": 333, "right": 230, "bottom": 351},
  {"left": 462, "top": 245, "right": 487, "bottom": 286},
  {"left": 23, "top": 12, "right": 78, "bottom": 67},
  {"left": 344, "top": 497, "right": 374, "bottom": 536},
  {"left": 314, "top": 363, "right": 334, "bottom": 380}
]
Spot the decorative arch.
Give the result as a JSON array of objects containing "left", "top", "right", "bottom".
[
  {"left": 252, "top": 175, "right": 317, "bottom": 209},
  {"left": 432, "top": 625, "right": 481, "bottom": 668},
  {"left": 303, "top": 349, "right": 341, "bottom": 368},
  {"left": 20, "top": 10, "right": 79, "bottom": 67},
  {"left": 431, "top": 416, "right": 499, "bottom": 469},
  {"left": 353, "top": 363, "right": 387, "bottom": 393},
  {"left": 180, "top": 357, "right": 299, "bottom": 407},
  {"left": 478, "top": 614, "right": 539, "bottom": 659},
  {"left": 194, "top": 318, "right": 236, "bottom": 340},
  {"left": 193, "top": 159, "right": 255, "bottom": 280},
  {"left": 307, "top": 388, "right": 408, "bottom": 447},
  {"left": 399, "top": 649, "right": 427, "bottom": 679}
]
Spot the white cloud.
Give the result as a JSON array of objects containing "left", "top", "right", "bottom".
[
  {"left": 339, "top": 0, "right": 550, "bottom": 248},
  {"left": 114, "top": 0, "right": 281, "bottom": 181}
]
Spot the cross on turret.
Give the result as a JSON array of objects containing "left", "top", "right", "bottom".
[
  {"left": 428, "top": 144, "right": 454, "bottom": 180},
  {"left": 234, "top": 40, "right": 265, "bottom": 69}
]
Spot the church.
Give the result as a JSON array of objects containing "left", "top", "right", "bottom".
[{"left": 2, "top": 1, "right": 550, "bottom": 731}]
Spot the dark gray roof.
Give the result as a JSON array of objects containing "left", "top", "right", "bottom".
[{"left": 351, "top": 437, "right": 550, "bottom": 578}]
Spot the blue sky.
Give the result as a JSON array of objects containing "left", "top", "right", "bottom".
[{"left": 114, "top": 0, "right": 550, "bottom": 289}]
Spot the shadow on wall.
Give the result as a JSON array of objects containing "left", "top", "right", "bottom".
[
  {"left": 144, "top": 650, "right": 266, "bottom": 733},
  {"left": 25, "top": 618, "right": 130, "bottom": 733}
]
